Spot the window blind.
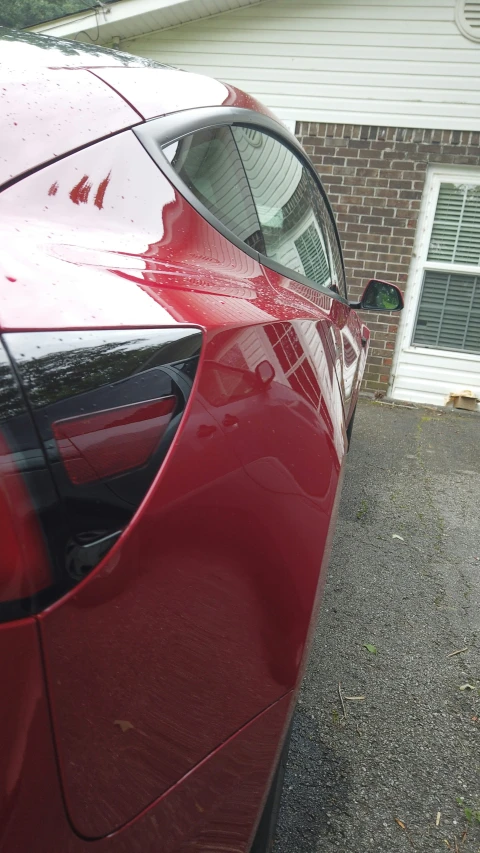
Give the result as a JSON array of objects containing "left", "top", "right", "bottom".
[
  {"left": 413, "top": 271, "right": 480, "bottom": 353},
  {"left": 427, "top": 183, "right": 480, "bottom": 266},
  {"left": 295, "top": 223, "right": 330, "bottom": 286}
]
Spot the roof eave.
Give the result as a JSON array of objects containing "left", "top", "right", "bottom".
[{"left": 28, "top": 0, "right": 182, "bottom": 39}]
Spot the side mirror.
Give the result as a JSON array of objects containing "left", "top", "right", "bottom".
[{"left": 350, "top": 279, "right": 404, "bottom": 312}]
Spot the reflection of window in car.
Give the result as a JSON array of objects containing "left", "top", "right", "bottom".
[
  {"left": 163, "top": 128, "right": 265, "bottom": 252},
  {"left": 232, "top": 127, "right": 332, "bottom": 292},
  {"left": 201, "top": 361, "right": 258, "bottom": 407},
  {"left": 306, "top": 172, "right": 347, "bottom": 299},
  {"left": 295, "top": 222, "right": 330, "bottom": 286}
]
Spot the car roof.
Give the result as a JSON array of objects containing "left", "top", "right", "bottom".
[
  {"left": 0, "top": 29, "right": 275, "bottom": 187},
  {"left": 0, "top": 28, "right": 169, "bottom": 69}
]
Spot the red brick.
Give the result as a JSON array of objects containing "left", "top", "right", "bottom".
[{"left": 296, "top": 119, "right": 480, "bottom": 390}]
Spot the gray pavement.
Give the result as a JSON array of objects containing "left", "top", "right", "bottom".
[{"left": 275, "top": 399, "right": 480, "bottom": 853}]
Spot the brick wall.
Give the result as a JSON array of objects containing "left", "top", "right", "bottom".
[{"left": 295, "top": 123, "right": 480, "bottom": 395}]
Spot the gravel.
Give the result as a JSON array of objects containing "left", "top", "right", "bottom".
[{"left": 274, "top": 399, "right": 480, "bottom": 853}]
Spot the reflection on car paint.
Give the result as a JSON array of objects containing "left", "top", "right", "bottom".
[{"left": 0, "top": 82, "right": 359, "bottom": 847}]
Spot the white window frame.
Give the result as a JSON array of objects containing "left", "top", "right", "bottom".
[{"left": 390, "top": 165, "right": 480, "bottom": 393}]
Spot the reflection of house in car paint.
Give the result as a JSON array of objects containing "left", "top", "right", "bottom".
[{"left": 221, "top": 321, "right": 344, "bottom": 460}]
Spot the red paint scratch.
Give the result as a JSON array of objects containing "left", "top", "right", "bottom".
[
  {"left": 94, "top": 171, "right": 111, "bottom": 210},
  {"left": 48, "top": 181, "right": 59, "bottom": 196},
  {"left": 69, "top": 175, "right": 92, "bottom": 205}
]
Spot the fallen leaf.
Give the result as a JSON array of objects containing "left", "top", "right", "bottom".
[
  {"left": 436, "top": 812, "right": 441, "bottom": 826},
  {"left": 461, "top": 830, "right": 467, "bottom": 842},
  {"left": 392, "top": 534, "right": 404, "bottom": 540},
  {"left": 364, "top": 644, "right": 377, "bottom": 654},
  {"left": 471, "top": 716, "right": 478, "bottom": 723},
  {"left": 395, "top": 818, "right": 406, "bottom": 830},
  {"left": 459, "top": 684, "right": 476, "bottom": 691},
  {"left": 443, "top": 841, "right": 451, "bottom": 848},
  {"left": 114, "top": 720, "right": 134, "bottom": 733}
]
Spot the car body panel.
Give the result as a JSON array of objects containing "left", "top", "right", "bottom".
[
  {"left": 0, "top": 125, "right": 347, "bottom": 837},
  {"left": 3, "top": 681, "right": 291, "bottom": 853},
  {"left": 0, "top": 130, "right": 289, "bottom": 332},
  {"left": 0, "top": 618, "right": 60, "bottom": 844},
  {"left": 0, "top": 30, "right": 372, "bottom": 853},
  {"left": 90, "top": 67, "right": 276, "bottom": 123},
  {"left": 0, "top": 61, "right": 140, "bottom": 186}
]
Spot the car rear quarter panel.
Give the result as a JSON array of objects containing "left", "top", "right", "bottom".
[
  {"left": 0, "top": 66, "right": 140, "bottom": 187},
  {"left": 90, "top": 67, "right": 277, "bottom": 122},
  {"left": 0, "top": 129, "right": 348, "bottom": 839}
]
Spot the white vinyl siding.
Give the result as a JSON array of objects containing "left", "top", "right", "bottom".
[
  {"left": 120, "top": 0, "right": 480, "bottom": 130},
  {"left": 391, "top": 167, "right": 480, "bottom": 408}
]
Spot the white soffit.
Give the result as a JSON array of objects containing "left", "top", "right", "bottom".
[{"left": 29, "top": 0, "right": 267, "bottom": 43}]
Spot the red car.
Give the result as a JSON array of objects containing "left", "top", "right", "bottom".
[{"left": 0, "top": 29, "right": 403, "bottom": 853}]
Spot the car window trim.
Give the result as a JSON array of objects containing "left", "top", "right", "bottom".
[{"left": 133, "top": 107, "right": 348, "bottom": 306}]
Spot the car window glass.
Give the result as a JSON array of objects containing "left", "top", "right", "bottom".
[
  {"left": 163, "top": 127, "right": 265, "bottom": 252},
  {"left": 307, "top": 172, "right": 347, "bottom": 299},
  {"left": 232, "top": 127, "right": 332, "bottom": 291}
]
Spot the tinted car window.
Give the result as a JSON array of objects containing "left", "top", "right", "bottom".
[
  {"left": 307, "top": 172, "right": 347, "bottom": 299},
  {"left": 163, "top": 127, "right": 265, "bottom": 252},
  {"left": 232, "top": 127, "right": 332, "bottom": 291}
]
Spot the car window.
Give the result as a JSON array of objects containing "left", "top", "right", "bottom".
[
  {"left": 307, "top": 173, "right": 347, "bottom": 299},
  {"left": 232, "top": 127, "right": 332, "bottom": 292},
  {"left": 163, "top": 127, "right": 265, "bottom": 252}
]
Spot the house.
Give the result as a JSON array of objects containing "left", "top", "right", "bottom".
[{"left": 30, "top": 0, "right": 480, "bottom": 409}]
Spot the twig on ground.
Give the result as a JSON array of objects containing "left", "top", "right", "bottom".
[
  {"left": 446, "top": 648, "right": 468, "bottom": 657},
  {"left": 338, "top": 682, "right": 347, "bottom": 719}
]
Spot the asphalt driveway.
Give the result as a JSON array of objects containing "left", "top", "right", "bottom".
[{"left": 275, "top": 399, "right": 480, "bottom": 853}]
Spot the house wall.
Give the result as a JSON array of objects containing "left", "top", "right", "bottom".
[
  {"left": 120, "top": 0, "right": 480, "bottom": 131},
  {"left": 295, "top": 122, "right": 480, "bottom": 396}
]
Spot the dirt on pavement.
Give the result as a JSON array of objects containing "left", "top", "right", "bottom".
[{"left": 275, "top": 399, "right": 480, "bottom": 853}]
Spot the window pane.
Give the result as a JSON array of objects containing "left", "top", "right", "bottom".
[
  {"left": 313, "top": 186, "right": 347, "bottom": 298},
  {"left": 428, "top": 183, "right": 480, "bottom": 266},
  {"left": 232, "top": 127, "right": 332, "bottom": 290},
  {"left": 412, "top": 270, "right": 480, "bottom": 354},
  {"left": 164, "top": 127, "right": 265, "bottom": 252}
]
